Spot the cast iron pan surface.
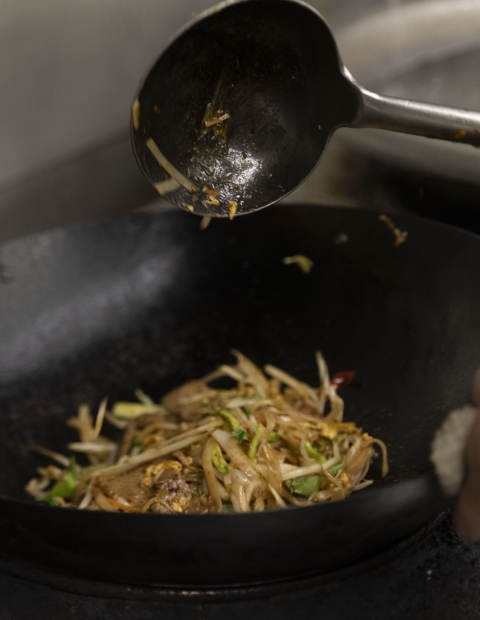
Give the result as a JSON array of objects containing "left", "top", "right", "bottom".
[{"left": 0, "top": 205, "right": 478, "bottom": 587}]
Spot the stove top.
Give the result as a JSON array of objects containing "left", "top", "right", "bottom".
[{"left": 1, "top": 512, "right": 479, "bottom": 619}]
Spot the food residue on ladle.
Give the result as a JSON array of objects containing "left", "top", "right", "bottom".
[
  {"left": 204, "top": 112, "right": 231, "bottom": 128},
  {"left": 202, "top": 103, "right": 231, "bottom": 139},
  {"left": 146, "top": 137, "right": 231, "bottom": 215},
  {"left": 203, "top": 187, "right": 220, "bottom": 199},
  {"left": 205, "top": 196, "right": 220, "bottom": 206},
  {"left": 147, "top": 138, "right": 197, "bottom": 194},
  {"left": 155, "top": 178, "right": 182, "bottom": 196},
  {"left": 131, "top": 99, "right": 140, "bottom": 131}
]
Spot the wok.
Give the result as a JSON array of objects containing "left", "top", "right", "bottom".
[{"left": 0, "top": 204, "right": 478, "bottom": 587}]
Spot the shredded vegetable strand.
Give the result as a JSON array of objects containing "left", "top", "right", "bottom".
[
  {"left": 26, "top": 351, "right": 388, "bottom": 513},
  {"left": 202, "top": 438, "right": 223, "bottom": 510}
]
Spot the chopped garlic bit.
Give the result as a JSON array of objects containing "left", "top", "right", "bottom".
[{"left": 205, "top": 197, "right": 220, "bottom": 206}]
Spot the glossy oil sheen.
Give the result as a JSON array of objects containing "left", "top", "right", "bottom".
[{"left": 132, "top": 0, "right": 357, "bottom": 217}]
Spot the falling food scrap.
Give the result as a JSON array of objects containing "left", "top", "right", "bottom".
[
  {"left": 131, "top": 99, "right": 140, "bottom": 131},
  {"left": 187, "top": 205, "right": 194, "bottom": 213},
  {"left": 200, "top": 216, "right": 211, "bottom": 231},
  {"left": 379, "top": 215, "right": 408, "bottom": 247},
  {"left": 228, "top": 201, "right": 238, "bottom": 220},
  {"left": 283, "top": 255, "right": 314, "bottom": 274}
]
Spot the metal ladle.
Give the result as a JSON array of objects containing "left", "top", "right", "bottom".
[{"left": 131, "top": 0, "right": 480, "bottom": 218}]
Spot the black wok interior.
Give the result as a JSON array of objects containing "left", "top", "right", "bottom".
[{"left": 0, "top": 205, "right": 478, "bottom": 586}]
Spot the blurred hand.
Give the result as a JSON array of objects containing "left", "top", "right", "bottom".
[{"left": 454, "top": 369, "right": 480, "bottom": 539}]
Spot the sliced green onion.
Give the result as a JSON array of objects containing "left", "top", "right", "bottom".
[
  {"left": 212, "top": 445, "right": 229, "bottom": 475},
  {"left": 231, "top": 428, "right": 247, "bottom": 443},
  {"left": 243, "top": 405, "right": 253, "bottom": 415},
  {"left": 128, "top": 438, "right": 144, "bottom": 455},
  {"left": 305, "top": 441, "right": 326, "bottom": 464},
  {"left": 285, "top": 475, "right": 324, "bottom": 497},
  {"left": 42, "top": 472, "right": 77, "bottom": 505},
  {"left": 248, "top": 424, "right": 264, "bottom": 462},
  {"left": 214, "top": 407, "right": 240, "bottom": 431},
  {"left": 66, "top": 457, "right": 81, "bottom": 481},
  {"left": 268, "top": 432, "right": 279, "bottom": 442},
  {"left": 330, "top": 457, "right": 347, "bottom": 476}
]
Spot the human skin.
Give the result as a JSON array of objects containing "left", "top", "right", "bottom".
[{"left": 454, "top": 369, "right": 480, "bottom": 539}]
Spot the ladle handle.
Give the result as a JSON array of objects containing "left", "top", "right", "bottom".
[{"left": 354, "top": 87, "right": 480, "bottom": 147}]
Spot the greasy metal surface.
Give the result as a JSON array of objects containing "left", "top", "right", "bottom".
[
  {"left": 356, "top": 88, "right": 480, "bottom": 144},
  {"left": 132, "top": 0, "right": 357, "bottom": 217},
  {"left": 2, "top": 513, "right": 480, "bottom": 619},
  {"left": 0, "top": 205, "right": 479, "bottom": 586},
  {"left": 132, "top": 0, "right": 480, "bottom": 217}
]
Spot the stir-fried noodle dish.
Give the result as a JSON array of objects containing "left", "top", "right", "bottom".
[{"left": 26, "top": 351, "right": 388, "bottom": 514}]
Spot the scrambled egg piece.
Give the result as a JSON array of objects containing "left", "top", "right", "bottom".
[
  {"left": 283, "top": 255, "right": 314, "bottom": 274},
  {"left": 141, "top": 460, "right": 182, "bottom": 490}
]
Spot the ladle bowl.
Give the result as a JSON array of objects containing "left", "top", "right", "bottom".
[{"left": 131, "top": 0, "right": 480, "bottom": 217}]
